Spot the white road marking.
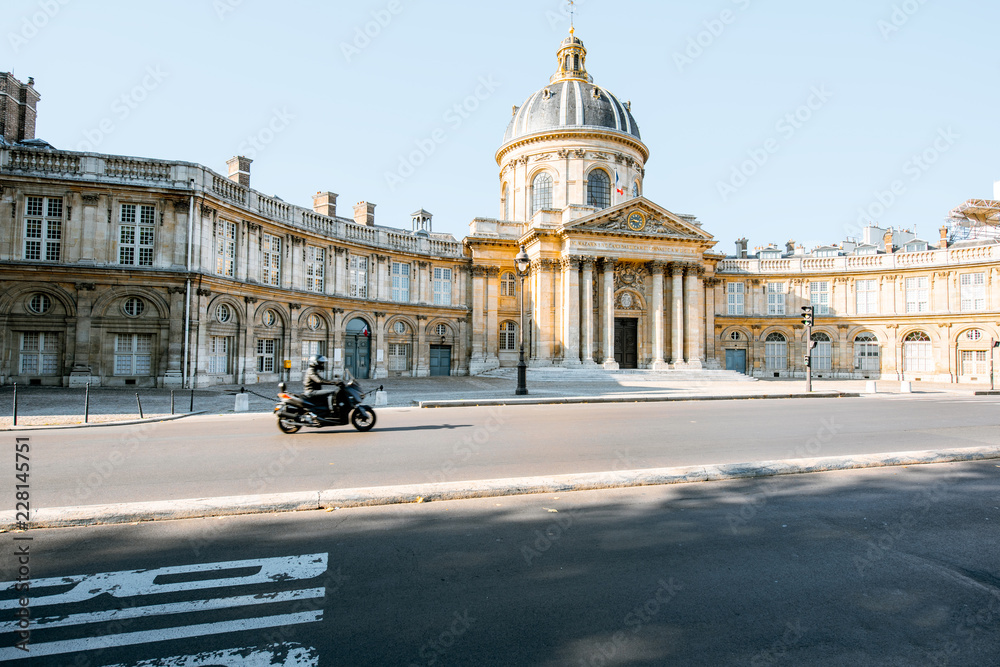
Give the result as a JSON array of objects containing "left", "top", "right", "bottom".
[
  {"left": 0, "top": 553, "right": 327, "bottom": 607},
  {"left": 99, "top": 643, "right": 319, "bottom": 667},
  {"left": 0, "top": 610, "right": 322, "bottom": 661},
  {"left": 0, "top": 586, "right": 325, "bottom": 631}
]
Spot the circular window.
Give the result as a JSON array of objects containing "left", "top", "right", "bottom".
[
  {"left": 307, "top": 314, "right": 322, "bottom": 331},
  {"left": 436, "top": 324, "right": 447, "bottom": 337},
  {"left": 393, "top": 321, "right": 407, "bottom": 334},
  {"left": 216, "top": 304, "right": 231, "bottom": 323},
  {"left": 729, "top": 331, "right": 741, "bottom": 341},
  {"left": 123, "top": 297, "right": 145, "bottom": 317},
  {"left": 28, "top": 293, "right": 51, "bottom": 314},
  {"left": 967, "top": 329, "right": 983, "bottom": 341},
  {"left": 262, "top": 309, "right": 277, "bottom": 327}
]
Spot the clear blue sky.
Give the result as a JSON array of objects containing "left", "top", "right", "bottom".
[{"left": 6, "top": 0, "right": 998, "bottom": 255}]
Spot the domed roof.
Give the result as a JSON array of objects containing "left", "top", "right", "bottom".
[
  {"left": 503, "top": 80, "right": 641, "bottom": 144},
  {"left": 502, "top": 32, "right": 641, "bottom": 145}
]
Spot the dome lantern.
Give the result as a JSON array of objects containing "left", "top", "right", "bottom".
[{"left": 551, "top": 29, "right": 592, "bottom": 84}]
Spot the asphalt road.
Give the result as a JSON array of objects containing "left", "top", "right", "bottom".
[
  {"left": 3, "top": 461, "right": 999, "bottom": 666},
  {"left": 14, "top": 395, "right": 1000, "bottom": 509}
]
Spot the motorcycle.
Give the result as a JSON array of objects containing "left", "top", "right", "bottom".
[{"left": 274, "top": 369, "right": 378, "bottom": 433}]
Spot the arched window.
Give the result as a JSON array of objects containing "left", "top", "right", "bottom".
[
  {"left": 903, "top": 331, "right": 932, "bottom": 373},
  {"left": 632, "top": 181, "right": 640, "bottom": 198},
  {"left": 854, "top": 333, "right": 880, "bottom": 372},
  {"left": 500, "top": 321, "right": 517, "bottom": 351},
  {"left": 531, "top": 172, "right": 553, "bottom": 216},
  {"left": 587, "top": 170, "right": 611, "bottom": 209},
  {"left": 810, "top": 332, "right": 832, "bottom": 371},
  {"left": 502, "top": 183, "right": 509, "bottom": 220},
  {"left": 500, "top": 272, "right": 516, "bottom": 297},
  {"left": 765, "top": 332, "right": 787, "bottom": 371}
]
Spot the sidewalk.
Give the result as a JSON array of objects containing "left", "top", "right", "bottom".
[{"left": 0, "top": 371, "right": 989, "bottom": 427}]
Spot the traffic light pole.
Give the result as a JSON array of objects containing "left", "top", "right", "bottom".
[{"left": 801, "top": 306, "right": 814, "bottom": 393}]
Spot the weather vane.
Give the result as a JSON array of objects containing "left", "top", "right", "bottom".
[{"left": 568, "top": 0, "right": 575, "bottom": 30}]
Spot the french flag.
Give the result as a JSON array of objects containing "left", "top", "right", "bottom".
[{"left": 615, "top": 169, "right": 624, "bottom": 196}]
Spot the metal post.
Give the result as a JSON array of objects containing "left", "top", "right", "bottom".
[
  {"left": 85, "top": 382, "right": 90, "bottom": 423},
  {"left": 805, "top": 323, "right": 812, "bottom": 393},
  {"left": 189, "top": 387, "right": 195, "bottom": 413},
  {"left": 516, "top": 272, "right": 528, "bottom": 396},
  {"left": 12, "top": 383, "right": 16, "bottom": 427},
  {"left": 991, "top": 339, "right": 996, "bottom": 392},
  {"left": 170, "top": 390, "right": 175, "bottom": 415},
  {"left": 136, "top": 393, "right": 144, "bottom": 419}
]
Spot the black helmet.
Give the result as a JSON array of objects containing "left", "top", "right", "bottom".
[{"left": 308, "top": 355, "right": 328, "bottom": 371}]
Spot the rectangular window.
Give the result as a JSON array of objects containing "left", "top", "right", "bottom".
[
  {"left": 810, "top": 282, "right": 830, "bottom": 315},
  {"left": 433, "top": 267, "right": 453, "bottom": 306},
  {"left": 216, "top": 221, "right": 237, "bottom": 277},
  {"left": 811, "top": 339, "right": 833, "bottom": 371},
  {"left": 500, "top": 322, "right": 517, "bottom": 351},
  {"left": 764, "top": 339, "right": 787, "bottom": 370},
  {"left": 766, "top": 282, "right": 785, "bottom": 316},
  {"left": 960, "top": 273, "right": 986, "bottom": 312},
  {"left": 301, "top": 340, "right": 326, "bottom": 371},
  {"left": 856, "top": 279, "right": 878, "bottom": 315},
  {"left": 961, "top": 350, "right": 988, "bottom": 376},
  {"left": 207, "top": 336, "right": 229, "bottom": 375},
  {"left": 256, "top": 339, "right": 276, "bottom": 373},
  {"left": 392, "top": 262, "right": 411, "bottom": 303},
  {"left": 262, "top": 234, "right": 281, "bottom": 287},
  {"left": 350, "top": 256, "right": 368, "bottom": 299},
  {"left": 19, "top": 332, "right": 59, "bottom": 375},
  {"left": 305, "top": 246, "right": 325, "bottom": 292},
  {"left": 119, "top": 204, "right": 156, "bottom": 266},
  {"left": 114, "top": 333, "right": 153, "bottom": 376},
  {"left": 388, "top": 343, "right": 410, "bottom": 372},
  {"left": 726, "top": 282, "right": 744, "bottom": 316},
  {"left": 23, "top": 195, "right": 62, "bottom": 262},
  {"left": 905, "top": 277, "right": 929, "bottom": 314}
]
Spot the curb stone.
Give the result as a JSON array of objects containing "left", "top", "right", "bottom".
[
  {"left": 0, "top": 411, "right": 208, "bottom": 432},
  {"left": 7, "top": 444, "right": 999, "bottom": 530},
  {"left": 419, "top": 391, "right": 861, "bottom": 408}
]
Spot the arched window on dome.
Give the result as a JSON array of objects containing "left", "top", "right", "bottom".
[
  {"left": 502, "top": 183, "right": 509, "bottom": 220},
  {"left": 632, "top": 181, "right": 640, "bottom": 199},
  {"left": 587, "top": 170, "right": 611, "bottom": 209},
  {"left": 531, "top": 172, "right": 553, "bottom": 216}
]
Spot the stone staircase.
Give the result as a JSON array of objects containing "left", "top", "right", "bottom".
[{"left": 478, "top": 367, "right": 758, "bottom": 383}]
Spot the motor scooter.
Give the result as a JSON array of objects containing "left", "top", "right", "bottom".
[{"left": 274, "top": 369, "right": 378, "bottom": 433}]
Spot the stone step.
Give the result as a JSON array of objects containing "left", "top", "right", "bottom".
[{"left": 479, "top": 367, "right": 758, "bottom": 382}]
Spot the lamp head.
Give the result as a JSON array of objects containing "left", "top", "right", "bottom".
[{"left": 515, "top": 245, "right": 530, "bottom": 274}]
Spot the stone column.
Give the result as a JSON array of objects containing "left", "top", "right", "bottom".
[
  {"left": 685, "top": 267, "right": 703, "bottom": 367},
  {"left": 331, "top": 308, "right": 345, "bottom": 376},
  {"left": 163, "top": 287, "right": 186, "bottom": 386},
  {"left": 649, "top": 262, "right": 667, "bottom": 370},
  {"left": 419, "top": 261, "right": 431, "bottom": 305},
  {"left": 602, "top": 258, "right": 618, "bottom": 369},
  {"left": 288, "top": 303, "right": 302, "bottom": 382},
  {"left": 69, "top": 283, "right": 98, "bottom": 386},
  {"left": 416, "top": 315, "right": 430, "bottom": 377},
  {"left": 670, "top": 263, "right": 684, "bottom": 365},
  {"left": 373, "top": 311, "right": 388, "bottom": 379},
  {"left": 537, "top": 259, "right": 556, "bottom": 364},
  {"left": 580, "top": 257, "right": 596, "bottom": 365},
  {"left": 562, "top": 257, "right": 582, "bottom": 366},
  {"left": 486, "top": 266, "right": 500, "bottom": 368},
  {"left": 334, "top": 247, "right": 347, "bottom": 297}
]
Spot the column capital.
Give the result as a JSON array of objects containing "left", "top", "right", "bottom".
[
  {"left": 580, "top": 256, "right": 597, "bottom": 271},
  {"left": 600, "top": 257, "right": 618, "bottom": 271},
  {"left": 486, "top": 266, "right": 501, "bottom": 277},
  {"left": 471, "top": 265, "right": 489, "bottom": 278},
  {"left": 646, "top": 260, "right": 667, "bottom": 275},
  {"left": 704, "top": 277, "right": 722, "bottom": 287},
  {"left": 561, "top": 256, "right": 581, "bottom": 271}
]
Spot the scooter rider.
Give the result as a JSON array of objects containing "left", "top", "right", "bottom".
[{"left": 303, "top": 355, "right": 341, "bottom": 415}]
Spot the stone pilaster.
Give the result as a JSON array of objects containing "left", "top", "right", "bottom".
[
  {"left": 373, "top": 311, "right": 388, "bottom": 379},
  {"left": 163, "top": 286, "right": 186, "bottom": 386},
  {"left": 486, "top": 266, "right": 501, "bottom": 368},
  {"left": 68, "top": 283, "right": 98, "bottom": 386},
  {"left": 580, "top": 257, "right": 596, "bottom": 365},
  {"left": 649, "top": 261, "right": 667, "bottom": 370},
  {"left": 603, "top": 257, "right": 618, "bottom": 369},
  {"left": 685, "top": 266, "right": 703, "bottom": 367},
  {"left": 670, "top": 263, "right": 684, "bottom": 365}
]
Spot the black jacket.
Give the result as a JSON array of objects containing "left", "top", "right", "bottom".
[{"left": 303, "top": 368, "right": 338, "bottom": 394}]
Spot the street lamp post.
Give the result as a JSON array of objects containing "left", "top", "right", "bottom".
[{"left": 515, "top": 245, "right": 530, "bottom": 396}]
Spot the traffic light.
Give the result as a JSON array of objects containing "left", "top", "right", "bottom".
[
  {"left": 994, "top": 339, "right": 999, "bottom": 348},
  {"left": 803, "top": 355, "right": 811, "bottom": 368},
  {"left": 801, "top": 306, "right": 814, "bottom": 327}
]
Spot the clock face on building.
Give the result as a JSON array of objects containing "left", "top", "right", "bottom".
[{"left": 626, "top": 211, "right": 646, "bottom": 232}]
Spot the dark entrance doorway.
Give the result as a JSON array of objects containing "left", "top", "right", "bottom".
[
  {"left": 429, "top": 345, "right": 452, "bottom": 376},
  {"left": 725, "top": 349, "right": 747, "bottom": 373},
  {"left": 614, "top": 318, "right": 638, "bottom": 369},
  {"left": 345, "top": 318, "right": 372, "bottom": 379}
]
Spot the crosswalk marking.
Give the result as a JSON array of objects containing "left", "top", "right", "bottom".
[
  {"left": 0, "top": 610, "right": 322, "bottom": 660},
  {"left": 100, "top": 644, "right": 319, "bottom": 667},
  {"left": 0, "top": 586, "right": 325, "bottom": 632}
]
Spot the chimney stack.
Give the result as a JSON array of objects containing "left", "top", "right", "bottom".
[
  {"left": 312, "top": 191, "right": 338, "bottom": 217},
  {"left": 0, "top": 72, "right": 40, "bottom": 144},
  {"left": 785, "top": 240, "right": 795, "bottom": 255},
  {"left": 939, "top": 225, "right": 949, "bottom": 250},
  {"left": 883, "top": 230, "right": 894, "bottom": 254},
  {"left": 227, "top": 156, "right": 252, "bottom": 188},
  {"left": 353, "top": 201, "right": 376, "bottom": 227},
  {"left": 735, "top": 237, "right": 748, "bottom": 259}
]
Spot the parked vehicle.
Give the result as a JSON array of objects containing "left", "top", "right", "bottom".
[{"left": 274, "top": 370, "right": 378, "bottom": 433}]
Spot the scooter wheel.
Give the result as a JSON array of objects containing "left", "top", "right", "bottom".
[
  {"left": 277, "top": 417, "right": 301, "bottom": 434},
  {"left": 350, "top": 406, "right": 376, "bottom": 432}
]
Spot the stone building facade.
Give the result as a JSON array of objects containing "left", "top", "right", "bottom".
[{"left": 1, "top": 35, "right": 998, "bottom": 388}]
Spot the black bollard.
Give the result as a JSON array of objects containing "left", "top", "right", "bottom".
[
  {"left": 85, "top": 382, "right": 90, "bottom": 423},
  {"left": 189, "top": 387, "right": 194, "bottom": 413},
  {"left": 170, "top": 390, "right": 175, "bottom": 415},
  {"left": 11, "top": 383, "right": 16, "bottom": 427},
  {"left": 136, "top": 393, "right": 144, "bottom": 419}
]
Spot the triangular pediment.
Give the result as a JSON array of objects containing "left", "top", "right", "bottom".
[{"left": 562, "top": 197, "right": 714, "bottom": 241}]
